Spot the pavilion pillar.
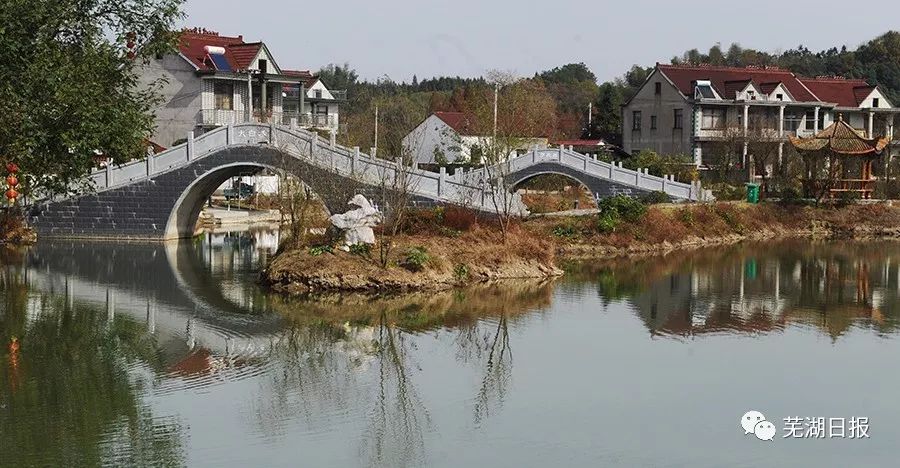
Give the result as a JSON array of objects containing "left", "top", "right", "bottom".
[
  {"left": 867, "top": 111, "right": 875, "bottom": 139},
  {"left": 778, "top": 105, "right": 785, "bottom": 137},
  {"left": 813, "top": 107, "right": 820, "bottom": 134}
]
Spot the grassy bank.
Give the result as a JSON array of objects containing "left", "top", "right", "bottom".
[
  {"left": 536, "top": 201, "right": 900, "bottom": 258},
  {"left": 262, "top": 200, "right": 900, "bottom": 294}
]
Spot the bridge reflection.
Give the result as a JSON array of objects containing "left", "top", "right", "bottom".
[{"left": 569, "top": 240, "right": 900, "bottom": 340}]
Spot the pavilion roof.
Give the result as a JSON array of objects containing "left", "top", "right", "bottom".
[{"left": 789, "top": 117, "right": 889, "bottom": 156}]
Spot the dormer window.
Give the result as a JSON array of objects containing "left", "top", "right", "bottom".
[
  {"left": 747, "top": 90, "right": 756, "bottom": 100},
  {"left": 873, "top": 98, "right": 880, "bottom": 108},
  {"left": 776, "top": 93, "right": 783, "bottom": 101}
]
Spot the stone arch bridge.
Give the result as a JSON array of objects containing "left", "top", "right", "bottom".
[{"left": 28, "top": 123, "right": 709, "bottom": 240}]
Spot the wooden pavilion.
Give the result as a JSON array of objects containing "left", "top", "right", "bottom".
[{"left": 789, "top": 115, "right": 890, "bottom": 199}]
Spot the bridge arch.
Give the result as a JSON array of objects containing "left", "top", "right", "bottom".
[
  {"left": 510, "top": 170, "right": 599, "bottom": 211},
  {"left": 32, "top": 144, "right": 374, "bottom": 240}
]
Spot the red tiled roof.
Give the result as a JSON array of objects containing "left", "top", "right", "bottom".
[
  {"left": 657, "top": 64, "right": 818, "bottom": 102},
  {"left": 722, "top": 79, "right": 752, "bottom": 97},
  {"left": 177, "top": 29, "right": 260, "bottom": 71},
  {"left": 434, "top": 111, "right": 479, "bottom": 136},
  {"left": 226, "top": 43, "right": 263, "bottom": 69},
  {"left": 798, "top": 77, "right": 873, "bottom": 107},
  {"left": 283, "top": 69, "right": 319, "bottom": 88},
  {"left": 759, "top": 81, "right": 782, "bottom": 95}
]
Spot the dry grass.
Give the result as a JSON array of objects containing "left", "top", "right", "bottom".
[{"left": 529, "top": 201, "right": 900, "bottom": 255}]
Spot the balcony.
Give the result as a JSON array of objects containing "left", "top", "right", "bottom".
[
  {"left": 283, "top": 88, "right": 347, "bottom": 102},
  {"left": 200, "top": 108, "right": 339, "bottom": 131},
  {"left": 281, "top": 112, "right": 338, "bottom": 130}
]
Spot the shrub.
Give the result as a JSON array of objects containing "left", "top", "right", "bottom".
[
  {"left": 595, "top": 213, "right": 619, "bottom": 233},
  {"left": 598, "top": 195, "right": 647, "bottom": 223},
  {"left": 453, "top": 263, "right": 470, "bottom": 281},
  {"left": 308, "top": 244, "right": 334, "bottom": 256},
  {"left": 442, "top": 206, "right": 477, "bottom": 231},
  {"left": 349, "top": 243, "right": 371, "bottom": 257},
  {"left": 640, "top": 191, "right": 671, "bottom": 205},
  {"left": 708, "top": 183, "right": 745, "bottom": 201},
  {"left": 400, "top": 246, "right": 429, "bottom": 272},
  {"left": 552, "top": 223, "right": 579, "bottom": 239}
]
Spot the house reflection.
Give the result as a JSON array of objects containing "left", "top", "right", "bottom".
[{"left": 580, "top": 241, "right": 900, "bottom": 340}]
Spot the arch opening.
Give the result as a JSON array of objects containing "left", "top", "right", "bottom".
[
  {"left": 164, "top": 162, "right": 330, "bottom": 240},
  {"left": 512, "top": 172, "right": 597, "bottom": 213}
]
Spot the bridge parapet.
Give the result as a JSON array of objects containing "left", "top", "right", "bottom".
[
  {"left": 452, "top": 148, "right": 713, "bottom": 202},
  {"left": 80, "top": 123, "right": 526, "bottom": 216}
]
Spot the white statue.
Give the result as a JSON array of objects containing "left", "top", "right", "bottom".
[{"left": 329, "top": 194, "right": 383, "bottom": 250}]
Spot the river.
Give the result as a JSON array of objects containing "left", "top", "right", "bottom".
[{"left": 2, "top": 230, "right": 899, "bottom": 467}]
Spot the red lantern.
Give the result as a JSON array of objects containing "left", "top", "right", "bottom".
[
  {"left": 126, "top": 40, "right": 135, "bottom": 49},
  {"left": 127, "top": 51, "right": 136, "bottom": 60},
  {"left": 5, "top": 162, "right": 18, "bottom": 174},
  {"left": 5, "top": 188, "right": 18, "bottom": 201},
  {"left": 6, "top": 175, "right": 17, "bottom": 187}
]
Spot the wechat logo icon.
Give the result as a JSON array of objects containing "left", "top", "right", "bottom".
[{"left": 741, "top": 410, "right": 775, "bottom": 441}]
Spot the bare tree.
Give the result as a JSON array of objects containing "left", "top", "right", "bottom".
[{"left": 470, "top": 72, "right": 558, "bottom": 239}]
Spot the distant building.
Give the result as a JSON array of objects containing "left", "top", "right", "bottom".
[
  {"left": 138, "top": 28, "right": 346, "bottom": 147},
  {"left": 403, "top": 111, "right": 548, "bottom": 170},
  {"left": 621, "top": 63, "right": 899, "bottom": 167}
]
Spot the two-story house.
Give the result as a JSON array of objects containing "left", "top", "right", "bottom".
[
  {"left": 140, "top": 28, "right": 346, "bottom": 147},
  {"left": 622, "top": 64, "right": 899, "bottom": 168}
]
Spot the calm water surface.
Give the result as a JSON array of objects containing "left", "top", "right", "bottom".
[{"left": 2, "top": 231, "right": 900, "bottom": 467}]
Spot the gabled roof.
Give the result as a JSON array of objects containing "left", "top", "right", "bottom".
[
  {"left": 282, "top": 69, "right": 319, "bottom": 88},
  {"left": 759, "top": 81, "right": 782, "bottom": 95},
  {"left": 657, "top": 64, "right": 819, "bottom": 102},
  {"left": 723, "top": 79, "right": 753, "bottom": 97},
  {"left": 798, "top": 77, "right": 874, "bottom": 107},
  {"left": 789, "top": 116, "right": 889, "bottom": 155},
  {"left": 433, "top": 111, "right": 479, "bottom": 136},
  {"left": 177, "top": 28, "right": 282, "bottom": 74}
]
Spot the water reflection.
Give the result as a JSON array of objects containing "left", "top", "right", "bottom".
[
  {"left": 7, "top": 233, "right": 900, "bottom": 466},
  {"left": 571, "top": 240, "right": 900, "bottom": 339}
]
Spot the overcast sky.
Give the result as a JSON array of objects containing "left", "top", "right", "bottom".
[{"left": 182, "top": 0, "right": 897, "bottom": 83}]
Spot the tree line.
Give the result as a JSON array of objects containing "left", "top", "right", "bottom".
[{"left": 321, "top": 31, "right": 900, "bottom": 155}]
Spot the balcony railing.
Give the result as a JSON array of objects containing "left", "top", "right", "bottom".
[
  {"left": 283, "top": 88, "right": 347, "bottom": 101},
  {"left": 200, "top": 109, "right": 338, "bottom": 131}
]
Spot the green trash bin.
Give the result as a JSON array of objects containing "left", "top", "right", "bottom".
[{"left": 745, "top": 183, "right": 760, "bottom": 204}]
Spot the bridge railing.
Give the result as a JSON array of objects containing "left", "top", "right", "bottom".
[
  {"left": 75, "top": 123, "right": 527, "bottom": 215},
  {"left": 455, "top": 147, "right": 711, "bottom": 202}
]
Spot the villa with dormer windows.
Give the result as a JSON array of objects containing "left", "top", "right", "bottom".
[
  {"left": 622, "top": 64, "right": 899, "bottom": 167},
  {"left": 139, "top": 28, "right": 346, "bottom": 147}
]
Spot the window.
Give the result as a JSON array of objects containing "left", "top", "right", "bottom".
[
  {"left": 632, "top": 111, "right": 642, "bottom": 131},
  {"left": 315, "top": 89, "right": 323, "bottom": 99},
  {"left": 673, "top": 109, "right": 683, "bottom": 129},
  {"left": 805, "top": 110, "right": 816, "bottom": 130},
  {"left": 214, "top": 81, "right": 233, "bottom": 110},
  {"left": 258, "top": 59, "right": 268, "bottom": 74},
  {"left": 315, "top": 104, "right": 328, "bottom": 115},
  {"left": 746, "top": 90, "right": 756, "bottom": 100},
  {"left": 776, "top": 93, "right": 784, "bottom": 101},
  {"left": 650, "top": 115, "right": 657, "bottom": 130},
  {"left": 655, "top": 82, "right": 661, "bottom": 95},
  {"left": 873, "top": 98, "right": 880, "bottom": 108},
  {"left": 251, "top": 84, "right": 275, "bottom": 111},
  {"left": 701, "top": 107, "right": 725, "bottom": 129}
]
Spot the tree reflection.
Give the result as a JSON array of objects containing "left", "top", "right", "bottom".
[
  {"left": 257, "top": 282, "right": 551, "bottom": 467},
  {"left": 0, "top": 265, "right": 185, "bottom": 467}
]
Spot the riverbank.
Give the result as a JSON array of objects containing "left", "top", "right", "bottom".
[
  {"left": 262, "top": 201, "right": 900, "bottom": 294},
  {"left": 537, "top": 201, "right": 900, "bottom": 259}
]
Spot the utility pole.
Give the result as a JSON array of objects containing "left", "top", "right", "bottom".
[{"left": 373, "top": 105, "right": 379, "bottom": 158}]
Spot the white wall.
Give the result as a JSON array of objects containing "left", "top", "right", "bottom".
[
  {"left": 138, "top": 55, "right": 203, "bottom": 147},
  {"left": 859, "top": 88, "right": 893, "bottom": 108},
  {"left": 403, "top": 115, "right": 463, "bottom": 164}
]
